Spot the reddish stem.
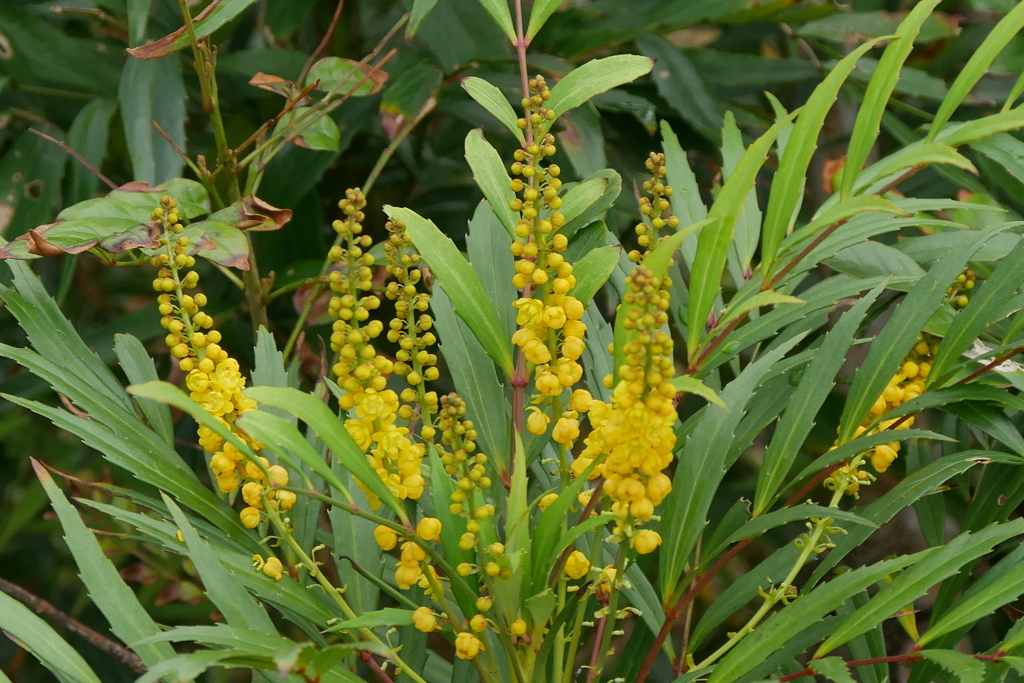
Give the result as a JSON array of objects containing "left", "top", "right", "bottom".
[
  {"left": 299, "top": 0, "right": 346, "bottom": 83},
  {"left": 954, "top": 346, "right": 1024, "bottom": 386},
  {"left": 777, "top": 650, "right": 1007, "bottom": 682},
  {"left": 585, "top": 609, "right": 609, "bottom": 683},
  {"left": 359, "top": 651, "right": 396, "bottom": 683}
]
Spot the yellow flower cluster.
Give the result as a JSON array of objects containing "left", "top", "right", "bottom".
[
  {"left": 327, "top": 188, "right": 388, "bottom": 396},
  {"left": 572, "top": 267, "right": 677, "bottom": 552},
  {"left": 829, "top": 336, "right": 936, "bottom": 493},
  {"left": 252, "top": 554, "right": 284, "bottom": 581},
  {"left": 628, "top": 152, "right": 679, "bottom": 262},
  {"left": 947, "top": 268, "right": 976, "bottom": 309},
  {"left": 149, "top": 196, "right": 294, "bottom": 531},
  {"left": 325, "top": 193, "right": 429, "bottom": 509},
  {"left": 344, "top": 389, "right": 426, "bottom": 509},
  {"left": 383, "top": 218, "right": 441, "bottom": 437},
  {"left": 509, "top": 76, "right": 590, "bottom": 445},
  {"left": 373, "top": 517, "right": 443, "bottom": 592}
]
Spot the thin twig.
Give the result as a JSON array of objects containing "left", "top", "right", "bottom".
[
  {"left": 360, "top": 651, "right": 397, "bottom": 683},
  {"left": 30, "top": 129, "right": 117, "bottom": 190},
  {"left": 0, "top": 576, "right": 146, "bottom": 674},
  {"left": 299, "top": 0, "right": 346, "bottom": 84}
]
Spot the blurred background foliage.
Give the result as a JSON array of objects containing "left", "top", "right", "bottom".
[{"left": 2, "top": 0, "right": 1024, "bottom": 680}]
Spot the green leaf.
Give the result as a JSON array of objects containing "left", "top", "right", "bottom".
[
  {"left": 760, "top": 36, "right": 888, "bottom": 279},
  {"left": 126, "top": 0, "right": 150, "bottom": 47},
  {"left": 113, "top": 334, "right": 173, "bottom": 446},
  {"left": 305, "top": 57, "right": 388, "bottom": 96},
  {"left": 571, "top": 245, "right": 619, "bottom": 306},
  {"left": 839, "top": 224, "right": 1012, "bottom": 444},
  {"left": 660, "top": 334, "right": 807, "bottom": 600},
  {"left": 721, "top": 111, "right": 761, "bottom": 272},
  {"left": 407, "top": 0, "right": 440, "bottom": 39},
  {"left": 462, "top": 77, "right": 525, "bottom": 143},
  {"left": 179, "top": 220, "right": 251, "bottom": 269},
  {"left": 776, "top": 195, "right": 910, "bottom": 265},
  {"left": 708, "top": 553, "right": 925, "bottom": 683},
  {"left": 929, "top": 236, "right": 1024, "bottom": 386},
  {"left": 66, "top": 99, "right": 117, "bottom": 205},
  {"left": 918, "top": 651, "right": 986, "bottom": 683},
  {"left": 431, "top": 283, "right": 511, "bottom": 475},
  {"left": 670, "top": 375, "right": 726, "bottom": 409},
  {"left": 687, "top": 110, "right": 797, "bottom": 359},
  {"left": 918, "top": 538, "right": 1024, "bottom": 647},
  {"left": 817, "top": 520, "right": 1024, "bottom": 657},
  {"left": 118, "top": 55, "right": 186, "bottom": 185},
  {"left": 755, "top": 280, "right": 887, "bottom": 514},
  {"left": 473, "top": 0, "right": 516, "bottom": 43},
  {"left": 810, "top": 657, "right": 857, "bottom": 683},
  {"left": 426, "top": 446, "right": 474, "bottom": 600},
  {"left": 529, "top": 458, "right": 601, "bottom": 597},
  {"left": 791, "top": 429, "right": 957, "bottom": 484},
  {"left": 162, "top": 493, "right": 278, "bottom": 635},
  {"left": 546, "top": 54, "right": 654, "bottom": 123},
  {"left": 942, "top": 402, "right": 1024, "bottom": 457},
  {"left": 715, "top": 291, "right": 803, "bottom": 331},
  {"left": 241, "top": 386, "right": 408, "bottom": 522},
  {"left": 561, "top": 170, "right": 621, "bottom": 240},
  {"left": 825, "top": 241, "right": 926, "bottom": 284},
  {"left": 464, "top": 129, "right": 517, "bottom": 238},
  {"left": 840, "top": 0, "right": 942, "bottom": 200},
  {"left": 526, "top": 0, "right": 564, "bottom": 40},
  {"left": 798, "top": 11, "right": 959, "bottom": 44},
  {"left": 637, "top": 35, "right": 722, "bottom": 143},
  {"left": 33, "top": 462, "right": 176, "bottom": 668},
  {"left": 928, "top": 1, "right": 1024, "bottom": 142},
  {"left": 0, "top": 590, "right": 101, "bottom": 683},
  {"left": 381, "top": 63, "right": 440, "bottom": 117},
  {"left": 323, "top": 608, "right": 415, "bottom": 633},
  {"left": 384, "top": 205, "right": 514, "bottom": 376},
  {"left": 126, "top": 0, "right": 259, "bottom": 59},
  {"left": 707, "top": 503, "right": 876, "bottom": 559}
]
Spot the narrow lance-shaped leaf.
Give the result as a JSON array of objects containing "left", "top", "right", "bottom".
[
  {"left": 754, "top": 280, "right": 888, "bottom": 514},
  {"left": 384, "top": 205, "right": 514, "bottom": 377},
  {"left": 32, "top": 461, "right": 177, "bottom": 668},
  {"left": 526, "top": 0, "right": 565, "bottom": 41},
  {"left": 816, "top": 520, "right": 1024, "bottom": 657},
  {"left": 474, "top": 0, "right": 517, "bottom": 43},
  {"left": 839, "top": 223, "right": 1013, "bottom": 444},
  {"left": 162, "top": 493, "right": 279, "bottom": 636},
  {"left": 687, "top": 110, "right": 798, "bottom": 360},
  {"left": 462, "top": 77, "right": 525, "bottom": 144},
  {"left": 464, "top": 129, "right": 518, "bottom": 238},
  {"left": 761, "top": 36, "right": 888, "bottom": 280},
  {"left": 841, "top": 0, "right": 942, "bottom": 200},
  {"left": 407, "top": 0, "right": 440, "bottom": 39},
  {"left": 928, "top": 236, "right": 1024, "bottom": 386},
  {"left": 918, "top": 536, "right": 1024, "bottom": 647},
  {"left": 571, "top": 244, "right": 619, "bottom": 306},
  {"left": 545, "top": 55, "right": 654, "bottom": 125},
  {"left": 707, "top": 553, "right": 926, "bottom": 683},
  {"left": 927, "top": 2, "right": 1024, "bottom": 141},
  {"left": 918, "top": 650, "right": 986, "bottom": 683},
  {"left": 0, "top": 591, "right": 102, "bottom": 683}
]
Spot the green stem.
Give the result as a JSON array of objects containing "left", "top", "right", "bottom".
[
  {"left": 588, "top": 549, "right": 626, "bottom": 681},
  {"left": 263, "top": 505, "right": 430, "bottom": 683}
]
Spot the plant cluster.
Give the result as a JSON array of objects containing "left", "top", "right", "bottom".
[{"left": 5, "top": 1, "right": 1024, "bottom": 683}]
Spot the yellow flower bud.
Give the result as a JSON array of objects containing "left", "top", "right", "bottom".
[
  {"left": 470, "top": 614, "right": 487, "bottom": 632},
  {"left": 455, "top": 632, "right": 484, "bottom": 660},
  {"left": 373, "top": 525, "right": 398, "bottom": 551},
  {"left": 564, "top": 550, "right": 590, "bottom": 580},
  {"left": 262, "top": 556, "right": 284, "bottom": 581},
  {"left": 526, "top": 408, "right": 550, "bottom": 436},
  {"left": 412, "top": 606, "right": 437, "bottom": 633},
  {"left": 240, "top": 507, "right": 261, "bottom": 529},
  {"left": 476, "top": 596, "right": 492, "bottom": 612},
  {"left": 511, "top": 619, "right": 527, "bottom": 636},
  {"left": 416, "top": 517, "right": 443, "bottom": 542}
]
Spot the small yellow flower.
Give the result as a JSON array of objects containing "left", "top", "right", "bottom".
[
  {"left": 552, "top": 417, "right": 579, "bottom": 444},
  {"left": 262, "top": 556, "right": 284, "bottom": 581},
  {"left": 475, "top": 596, "right": 492, "bottom": 612},
  {"left": 373, "top": 525, "right": 398, "bottom": 551},
  {"left": 564, "top": 550, "right": 590, "bottom": 580},
  {"left": 412, "top": 606, "right": 437, "bottom": 633},
  {"left": 632, "top": 529, "right": 662, "bottom": 555},
  {"left": 239, "top": 507, "right": 261, "bottom": 529},
  {"left": 510, "top": 619, "right": 528, "bottom": 636},
  {"left": 416, "top": 517, "right": 442, "bottom": 542},
  {"left": 538, "top": 492, "right": 559, "bottom": 511},
  {"left": 526, "top": 408, "right": 550, "bottom": 436},
  {"left": 470, "top": 614, "right": 487, "bottom": 632},
  {"left": 455, "top": 632, "right": 485, "bottom": 660}
]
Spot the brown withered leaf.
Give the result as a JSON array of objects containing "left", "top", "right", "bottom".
[
  {"left": 249, "top": 72, "right": 311, "bottom": 104},
  {"left": 125, "top": 0, "right": 221, "bottom": 60}
]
